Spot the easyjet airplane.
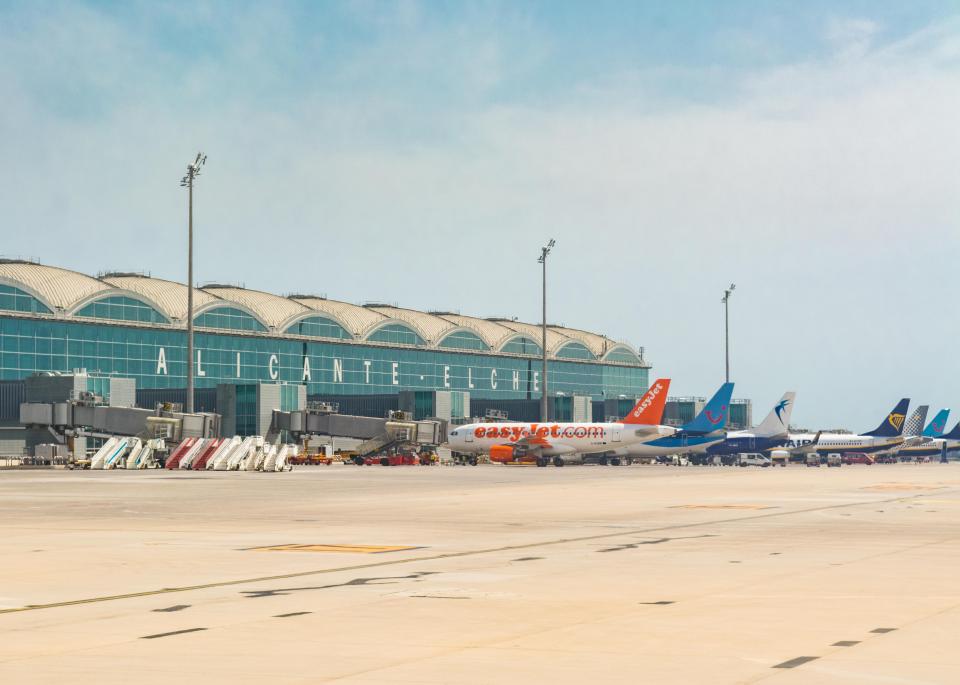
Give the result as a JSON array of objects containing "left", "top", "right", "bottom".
[{"left": 447, "top": 379, "right": 675, "bottom": 467}]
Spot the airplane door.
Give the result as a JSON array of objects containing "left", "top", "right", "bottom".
[
  {"left": 465, "top": 431, "right": 474, "bottom": 443},
  {"left": 611, "top": 430, "right": 621, "bottom": 443}
]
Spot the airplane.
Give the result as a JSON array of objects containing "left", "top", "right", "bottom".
[
  {"left": 874, "top": 405, "right": 927, "bottom": 458},
  {"left": 619, "top": 382, "right": 735, "bottom": 459},
  {"left": 786, "top": 399, "right": 911, "bottom": 455},
  {"left": 895, "top": 411, "right": 956, "bottom": 460},
  {"left": 923, "top": 409, "right": 951, "bottom": 438},
  {"left": 446, "top": 378, "right": 677, "bottom": 467},
  {"left": 705, "top": 392, "right": 796, "bottom": 457}
]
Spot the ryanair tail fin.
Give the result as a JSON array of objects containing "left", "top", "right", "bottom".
[
  {"left": 623, "top": 379, "right": 671, "bottom": 425},
  {"left": 754, "top": 392, "right": 796, "bottom": 438},
  {"left": 682, "top": 382, "right": 735, "bottom": 435},
  {"left": 902, "top": 405, "right": 929, "bottom": 438},
  {"left": 923, "top": 409, "right": 951, "bottom": 438},
  {"left": 863, "top": 398, "right": 910, "bottom": 437}
]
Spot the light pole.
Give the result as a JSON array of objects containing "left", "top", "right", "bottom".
[
  {"left": 538, "top": 239, "right": 555, "bottom": 422},
  {"left": 721, "top": 283, "right": 735, "bottom": 383},
  {"left": 180, "top": 153, "right": 206, "bottom": 414}
]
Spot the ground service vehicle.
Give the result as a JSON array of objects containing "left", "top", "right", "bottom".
[
  {"left": 826, "top": 453, "right": 842, "bottom": 467},
  {"left": 738, "top": 454, "right": 771, "bottom": 467},
  {"left": 806, "top": 453, "right": 821, "bottom": 467}
]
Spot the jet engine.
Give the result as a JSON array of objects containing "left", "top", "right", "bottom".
[{"left": 490, "top": 445, "right": 522, "bottom": 463}]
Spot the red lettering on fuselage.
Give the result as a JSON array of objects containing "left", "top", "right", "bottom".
[{"left": 474, "top": 423, "right": 606, "bottom": 442}]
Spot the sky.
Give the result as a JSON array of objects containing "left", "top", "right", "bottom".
[{"left": 1, "top": 0, "right": 958, "bottom": 429}]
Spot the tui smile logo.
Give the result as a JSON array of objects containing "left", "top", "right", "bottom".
[
  {"left": 706, "top": 405, "right": 727, "bottom": 424},
  {"left": 888, "top": 413, "right": 905, "bottom": 430},
  {"left": 774, "top": 399, "right": 790, "bottom": 424}
]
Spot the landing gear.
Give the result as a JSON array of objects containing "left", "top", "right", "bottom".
[
  {"left": 536, "top": 457, "right": 548, "bottom": 467},
  {"left": 553, "top": 456, "right": 565, "bottom": 467},
  {"left": 599, "top": 457, "right": 609, "bottom": 466},
  {"left": 609, "top": 457, "right": 621, "bottom": 466}
]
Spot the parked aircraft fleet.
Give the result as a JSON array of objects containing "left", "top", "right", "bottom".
[{"left": 447, "top": 381, "right": 958, "bottom": 466}]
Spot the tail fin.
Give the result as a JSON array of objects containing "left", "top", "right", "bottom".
[
  {"left": 923, "top": 409, "right": 950, "bottom": 438},
  {"left": 623, "top": 379, "right": 671, "bottom": 425},
  {"left": 754, "top": 392, "right": 796, "bottom": 438},
  {"left": 863, "top": 398, "right": 910, "bottom": 437},
  {"left": 943, "top": 421, "right": 960, "bottom": 440},
  {"left": 902, "top": 405, "right": 929, "bottom": 438},
  {"left": 682, "top": 382, "right": 735, "bottom": 434}
]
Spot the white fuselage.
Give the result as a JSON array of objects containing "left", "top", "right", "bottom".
[
  {"left": 448, "top": 421, "right": 676, "bottom": 458},
  {"left": 787, "top": 432, "right": 903, "bottom": 454}
]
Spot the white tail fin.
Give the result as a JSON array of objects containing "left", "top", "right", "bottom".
[{"left": 754, "top": 392, "right": 795, "bottom": 437}]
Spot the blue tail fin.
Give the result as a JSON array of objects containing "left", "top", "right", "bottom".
[
  {"left": 943, "top": 421, "right": 960, "bottom": 440},
  {"left": 682, "top": 382, "right": 735, "bottom": 435},
  {"left": 863, "top": 398, "right": 910, "bottom": 437},
  {"left": 923, "top": 409, "right": 950, "bottom": 438}
]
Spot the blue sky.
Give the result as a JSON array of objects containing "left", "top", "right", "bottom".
[{"left": 1, "top": 1, "right": 959, "bottom": 428}]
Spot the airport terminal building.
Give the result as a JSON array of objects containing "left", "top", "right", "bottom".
[{"left": 0, "top": 260, "right": 651, "bottom": 430}]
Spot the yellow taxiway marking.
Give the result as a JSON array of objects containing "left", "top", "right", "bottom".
[
  {"left": 250, "top": 544, "right": 420, "bottom": 554},
  {"left": 671, "top": 504, "right": 774, "bottom": 510},
  {"left": 0, "top": 491, "right": 944, "bottom": 616},
  {"left": 862, "top": 484, "right": 946, "bottom": 492}
]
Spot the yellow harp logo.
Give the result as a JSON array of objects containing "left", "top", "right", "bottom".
[{"left": 888, "top": 413, "right": 905, "bottom": 430}]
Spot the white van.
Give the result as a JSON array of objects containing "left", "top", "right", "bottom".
[{"left": 738, "top": 453, "right": 771, "bottom": 467}]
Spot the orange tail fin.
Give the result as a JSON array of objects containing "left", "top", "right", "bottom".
[{"left": 623, "top": 379, "right": 671, "bottom": 425}]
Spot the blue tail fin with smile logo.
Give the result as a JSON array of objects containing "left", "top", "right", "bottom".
[
  {"left": 682, "top": 382, "right": 735, "bottom": 435},
  {"left": 863, "top": 398, "right": 910, "bottom": 437},
  {"left": 923, "top": 409, "right": 950, "bottom": 438}
]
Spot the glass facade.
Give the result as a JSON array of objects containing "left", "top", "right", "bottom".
[
  {"left": 0, "top": 284, "right": 51, "bottom": 315},
  {"left": 555, "top": 341, "right": 595, "bottom": 360},
  {"left": 194, "top": 306, "right": 266, "bottom": 333},
  {"left": 499, "top": 335, "right": 541, "bottom": 356},
  {"left": 603, "top": 347, "right": 641, "bottom": 363},
  {"left": 75, "top": 295, "right": 169, "bottom": 324},
  {"left": 437, "top": 329, "right": 489, "bottom": 351},
  {"left": 365, "top": 322, "right": 424, "bottom": 346},
  {"left": 0, "top": 315, "right": 648, "bottom": 400},
  {"left": 285, "top": 315, "right": 351, "bottom": 340}
]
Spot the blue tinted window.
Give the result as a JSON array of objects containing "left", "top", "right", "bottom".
[
  {"left": 366, "top": 323, "right": 424, "bottom": 346},
  {"left": 437, "top": 329, "right": 489, "bottom": 351},
  {"left": 75, "top": 296, "right": 168, "bottom": 324},
  {"left": 555, "top": 341, "right": 595, "bottom": 360},
  {"left": 603, "top": 347, "right": 640, "bottom": 363},
  {"left": 0, "top": 284, "right": 51, "bottom": 314},
  {"left": 195, "top": 307, "right": 266, "bottom": 332},
  {"left": 286, "top": 316, "right": 351, "bottom": 340},
  {"left": 499, "top": 336, "right": 542, "bottom": 356}
]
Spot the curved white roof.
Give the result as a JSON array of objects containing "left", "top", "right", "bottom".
[
  {"left": 102, "top": 274, "right": 219, "bottom": 321},
  {"left": 201, "top": 286, "right": 308, "bottom": 330},
  {"left": 290, "top": 297, "right": 382, "bottom": 338},
  {"left": 494, "top": 320, "right": 567, "bottom": 354},
  {"left": 0, "top": 261, "right": 646, "bottom": 364},
  {"left": 432, "top": 314, "right": 515, "bottom": 350},
  {"left": 548, "top": 325, "right": 623, "bottom": 358},
  {"left": 0, "top": 261, "right": 111, "bottom": 311},
  {"left": 367, "top": 306, "right": 453, "bottom": 342}
]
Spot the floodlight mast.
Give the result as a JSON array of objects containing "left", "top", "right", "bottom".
[
  {"left": 538, "top": 239, "right": 556, "bottom": 422},
  {"left": 180, "top": 153, "right": 206, "bottom": 414},
  {"left": 722, "top": 283, "right": 735, "bottom": 383}
]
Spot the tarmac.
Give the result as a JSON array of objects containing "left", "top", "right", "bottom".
[{"left": 1, "top": 462, "right": 959, "bottom": 684}]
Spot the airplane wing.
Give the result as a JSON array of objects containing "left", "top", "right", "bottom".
[{"left": 786, "top": 431, "right": 821, "bottom": 455}]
